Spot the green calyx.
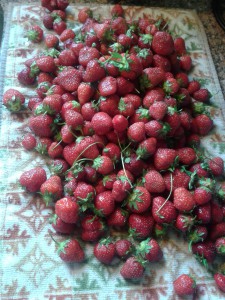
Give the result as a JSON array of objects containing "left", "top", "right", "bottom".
[
  {"left": 136, "top": 238, "right": 152, "bottom": 257},
  {"left": 136, "top": 107, "right": 150, "bottom": 120},
  {"left": 93, "top": 156, "right": 103, "bottom": 170},
  {"left": 127, "top": 189, "right": 144, "bottom": 210},
  {"left": 41, "top": 191, "right": 56, "bottom": 206},
  {"left": 217, "top": 245, "right": 225, "bottom": 255},
  {"left": 140, "top": 33, "right": 153, "bottom": 45},
  {"left": 139, "top": 73, "right": 151, "bottom": 91},
  {"left": 27, "top": 30, "right": 39, "bottom": 42},
  {"left": 35, "top": 142, "right": 48, "bottom": 156},
  {"left": 107, "top": 52, "right": 132, "bottom": 72},
  {"left": 5, "top": 96, "right": 23, "bottom": 112},
  {"left": 49, "top": 213, "right": 58, "bottom": 225},
  {"left": 163, "top": 80, "right": 172, "bottom": 94},
  {"left": 35, "top": 103, "right": 55, "bottom": 115},
  {"left": 99, "top": 236, "right": 113, "bottom": 247},
  {"left": 138, "top": 48, "right": 150, "bottom": 59}
]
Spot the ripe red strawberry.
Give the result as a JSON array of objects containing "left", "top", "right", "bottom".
[
  {"left": 140, "top": 67, "right": 165, "bottom": 90},
  {"left": 91, "top": 112, "right": 113, "bottom": 135},
  {"left": 163, "top": 78, "right": 180, "bottom": 95},
  {"left": 40, "top": 175, "right": 63, "bottom": 205},
  {"left": 163, "top": 168, "right": 190, "bottom": 192},
  {"left": 112, "top": 114, "right": 128, "bottom": 132},
  {"left": 61, "top": 125, "right": 75, "bottom": 144},
  {"left": 29, "top": 114, "right": 54, "bottom": 137},
  {"left": 127, "top": 122, "right": 146, "bottom": 143},
  {"left": 175, "top": 72, "right": 189, "bottom": 88},
  {"left": 120, "top": 256, "right": 145, "bottom": 279},
  {"left": 210, "top": 201, "right": 223, "bottom": 224},
  {"left": 56, "top": 68, "right": 82, "bottom": 92},
  {"left": 151, "top": 31, "right": 174, "bottom": 56},
  {"left": 94, "top": 191, "right": 115, "bottom": 216},
  {"left": 116, "top": 76, "right": 135, "bottom": 96},
  {"left": 145, "top": 120, "right": 169, "bottom": 138},
  {"left": 193, "top": 88, "right": 210, "bottom": 103},
  {"left": 49, "top": 214, "right": 75, "bottom": 234},
  {"left": 192, "top": 241, "right": 216, "bottom": 263},
  {"left": 81, "top": 214, "right": 104, "bottom": 232},
  {"left": 36, "top": 56, "right": 56, "bottom": 73},
  {"left": 93, "top": 156, "right": 114, "bottom": 175},
  {"left": 54, "top": 238, "right": 84, "bottom": 263},
  {"left": 56, "top": 0, "right": 69, "bottom": 10},
  {"left": 163, "top": 108, "right": 181, "bottom": 136},
  {"left": 17, "top": 67, "right": 36, "bottom": 85},
  {"left": 75, "top": 136, "right": 100, "bottom": 160},
  {"left": 173, "top": 274, "right": 196, "bottom": 296},
  {"left": 195, "top": 203, "right": 211, "bottom": 224},
  {"left": 208, "top": 157, "right": 224, "bottom": 176},
  {"left": 115, "top": 239, "right": 132, "bottom": 258},
  {"left": 214, "top": 273, "right": 225, "bottom": 293},
  {"left": 49, "top": 158, "right": 69, "bottom": 176},
  {"left": 94, "top": 238, "right": 116, "bottom": 264},
  {"left": 193, "top": 114, "right": 213, "bottom": 136},
  {"left": 127, "top": 186, "right": 151, "bottom": 214},
  {"left": 45, "top": 33, "right": 59, "bottom": 48},
  {"left": 78, "top": 7, "right": 93, "bottom": 23},
  {"left": 60, "top": 28, "right": 75, "bottom": 42},
  {"left": 215, "top": 237, "right": 225, "bottom": 255},
  {"left": 143, "top": 88, "right": 165, "bottom": 108},
  {"left": 83, "top": 59, "right": 106, "bottom": 82},
  {"left": 174, "top": 37, "right": 186, "bottom": 55},
  {"left": 137, "top": 238, "right": 163, "bottom": 262},
  {"left": 144, "top": 170, "right": 166, "bottom": 194},
  {"left": 180, "top": 55, "right": 192, "bottom": 71},
  {"left": 149, "top": 101, "right": 168, "bottom": 121},
  {"left": 77, "top": 82, "right": 95, "bottom": 106},
  {"left": 193, "top": 187, "right": 212, "bottom": 205},
  {"left": 43, "top": 14, "right": 54, "bottom": 29},
  {"left": 3, "top": 88, "right": 25, "bottom": 112},
  {"left": 98, "top": 76, "right": 117, "bottom": 97},
  {"left": 152, "top": 54, "right": 171, "bottom": 72},
  {"left": 42, "top": 94, "right": 63, "bottom": 114},
  {"left": 53, "top": 18, "right": 67, "bottom": 35},
  {"left": 136, "top": 137, "right": 157, "bottom": 159},
  {"left": 99, "top": 94, "right": 120, "bottom": 117},
  {"left": 209, "top": 222, "right": 225, "bottom": 241},
  {"left": 128, "top": 213, "right": 154, "bottom": 239},
  {"left": 47, "top": 142, "right": 62, "bottom": 159},
  {"left": 111, "top": 4, "right": 124, "bottom": 17},
  {"left": 19, "top": 167, "right": 47, "bottom": 193},
  {"left": 188, "top": 225, "right": 208, "bottom": 247},
  {"left": 187, "top": 80, "right": 201, "bottom": 95},
  {"left": 189, "top": 163, "right": 209, "bottom": 178},
  {"left": 173, "top": 187, "right": 195, "bottom": 212},
  {"left": 175, "top": 214, "right": 195, "bottom": 232},
  {"left": 22, "top": 133, "right": 37, "bottom": 150},
  {"left": 55, "top": 196, "right": 79, "bottom": 223},
  {"left": 107, "top": 208, "right": 128, "bottom": 227},
  {"left": 27, "top": 25, "right": 43, "bottom": 43},
  {"left": 154, "top": 148, "right": 177, "bottom": 171},
  {"left": 152, "top": 196, "right": 177, "bottom": 224},
  {"left": 58, "top": 49, "right": 77, "bottom": 66},
  {"left": 64, "top": 109, "right": 84, "bottom": 130},
  {"left": 102, "top": 143, "right": 121, "bottom": 163},
  {"left": 81, "top": 228, "right": 104, "bottom": 242},
  {"left": 177, "top": 147, "right": 197, "bottom": 165}
]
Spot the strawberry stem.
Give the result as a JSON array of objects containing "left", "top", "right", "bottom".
[{"left": 156, "top": 173, "right": 173, "bottom": 214}]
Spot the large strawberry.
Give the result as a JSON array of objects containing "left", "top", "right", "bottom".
[
  {"left": 126, "top": 186, "right": 151, "bottom": 214},
  {"left": 56, "top": 68, "right": 82, "bottom": 92},
  {"left": 173, "top": 187, "right": 195, "bottom": 212},
  {"left": 94, "top": 191, "right": 115, "bottom": 216},
  {"left": 53, "top": 238, "right": 85, "bottom": 263},
  {"left": 144, "top": 170, "right": 166, "bottom": 194},
  {"left": 40, "top": 175, "right": 63, "bottom": 205},
  {"left": 55, "top": 196, "right": 79, "bottom": 224},
  {"left": 120, "top": 256, "right": 145, "bottom": 279},
  {"left": 152, "top": 196, "right": 177, "bottom": 224},
  {"left": 154, "top": 148, "right": 177, "bottom": 171},
  {"left": 19, "top": 167, "right": 47, "bottom": 193},
  {"left": 173, "top": 274, "right": 196, "bottom": 296},
  {"left": 29, "top": 114, "right": 54, "bottom": 137},
  {"left": 128, "top": 213, "right": 154, "bottom": 239},
  {"left": 94, "top": 237, "right": 116, "bottom": 264}
]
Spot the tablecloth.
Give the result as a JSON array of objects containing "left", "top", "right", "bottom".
[{"left": 0, "top": 2, "right": 225, "bottom": 299}]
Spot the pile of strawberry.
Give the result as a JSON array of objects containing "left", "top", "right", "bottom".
[{"left": 3, "top": 0, "right": 225, "bottom": 296}]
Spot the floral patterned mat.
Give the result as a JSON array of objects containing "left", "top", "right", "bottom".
[{"left": 0, "top": 3, "right": 225, "bottom": 300}]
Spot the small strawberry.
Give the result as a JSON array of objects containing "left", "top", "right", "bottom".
[
  {"left": 177, "top": 147, "right": 197, "bottom": 165},
  {"left": 74, "top": 181, "right": 95, "bottom": 211},
  {"left": 152, "top": 196, "right": 177, "bottom": 224},
  {"left": 195, "top": 203, "right": 211, "bottom": 224},
  {"left": 126, "top": 186, "right": 151, "bottom": 214},
  {"left": 193, "top": 88, "right": 210, "bottom": 103},
  {"left": 144, "top": 170, "right": 166, "bottom": 194},
  {"left": 55, "top": 196, "right": 79, "bottom": 224},
  {"left": 94, "top": 191, "right": 115, "bottom": 216},
  {"left": 193, "top": 187, "right": 212, "bottom": 205},
  {"left": 93, "top": 156, "right": 114, "bottom": 175},
  {"left": 64, "top": 109, "right": 84, "bottom": 130},
  {"left": 27, "top": 25, "right": 43, "bottom": 43},
  {"left": 214, "top": 273, "right": 225, "bottom": 293},
  {"left": 174, "top": 37, "right": 186, "bottom": 55},
  {"left": 120, "top": 256, "right": 145, "bottom": 280},
  {"left": 107, "top": 208, "right": 128, "bottom": 228},
  {"left": 78, "top": 7, "right": 93, "bottom": 23},
  {"left": 163, "top": 78, "right": 180, "bottom": 95},
  {"left": 143, "top": 88, "right": 165, "bottom": 108},
  {"left": 208, "top": 157, "right": 224, "bottom": 176},
  {"left": 136, "top": 137, "right": 157, "bottom": 159},
  {"left": 19, "top": 167, "right": 47, "bottom": 193},
  {"left": 17, "top": 67, "right": 36, "bottom": 85},
  {"left": 187, "top": 80, "right": 201, "bottom": 95},
  {"left": 3, "top": 89, "right": 25, "bottom": 112},
  {"left": 102, "top": 143, "right": 121, "bottom": 163},
  {"left": 175, "top": 214, "right": 195, "bottom": 232},
  {"left": 137, "top": 238, "right": 163, "bottom": 262},
  {"left": 111, "top": 4, "right": 124, "bottom": 17},
  {"left": 22, "top": 133, "right": 37, "bottom": 150},
  {"left": 180, "top": 55, "right": 192, "bottom": 71},
  {"left": 154, "top": 148, "right": 177, "bottom": 171},
  {"left": 53, "top": 237, "right": 84, "bottom": 263},
  {"left": 112, "top": 114, "right": 128, "bottom": 132},
  {"left": 149, "top": 101, "right": 168, "bottom": 121},
  {"left": 128, "top": 213, "right": 154, "bottom": 239},
  {"left": 60, "top": 28, "right": 75, "bottom": 42},
  {"left": 140, "top": 67, "right": 165, "bottom": 90},
  {"left": 127, "top": 122, "right": 146, "bottom": 143},
  {"left": 56, "top": 68, "right": 82, "bottom": 92},
  {"left": 215, "top": 237, "right": 225, "bottom": 255},
  {"left": 40, "top": 175, "right": 63, "bottom": 205},
  {"left": 45, "top": 33, "right": 59, "bottom": 48},
  {"left": 192, "top": 241, "right": 216, "bottom": 263},
  {"left": 94, "top": 237, "right": 116, "bottom": 264},
  {"left": 29, "top": 114, "right": 54, "bottom": 137},
  {"left": 91, "top": 112, "right": 113, "bottom": 135},
  {"left": 53, "top": 18, "right": 67, "bottom": 35},
  {"left": 115, "top": 239, "right": 132, "bottom": 258},
  {"left": 49, "top": 214, "right": 75, "bottom": 234},
  {"left": 173, "top": 274, "right": 196, "bottom": 296},
  {"left": 193, "top": 114, "right": 213, "bottom": 136}
]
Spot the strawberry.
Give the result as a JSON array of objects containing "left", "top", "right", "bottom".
[
  {"left": 94, "top": 238, "right": 116, "bottom": 264},
  {"left": 189, "top": 163, "right": 209, "bottom": 178},
  {"left": 84, "top": 166, "right": 98, "bottom": 183},
  {"left": 177, "top": 147, "right": 197, "bottom": 165},
  {"left": 56, "top": 68, "right": 82, "bottom": 92},
  {"left": 193, "top": 88, "right": 210, "bottom": 103},
  {"left": 126, "top": 186, "right": 151, "bottom": 214},
  {"left": 54, "top": 238, "right": 84, "bottom": 263},
  {"left": 58, "top": 49, "right": 77, "bottom": 66},
  {"left": 214, "top": 273, "right": 225, "bottom": 293},
  {"left": 208, "top": 157, "right": 224, "bottom": 176},
  {"left": 81, "top": 214, "right": 104, "bottom": 231},
  {"left": 175, "top": 214, "right": 195, "bottom": 232},
  {"left": 22, "top": 133, "right": 37, "bottom": 150},
  {"left": 98, "top": 76, "right": 117, "bottom": 97},
  {"left": 93, "top": 156, "right": 114, "bottom": 175},
  {"left": 175, "top": 72, "right": 189, "bottom": 88},
  {"left": 143, "top": 88, "right": 165, "bottom": 108},
  {"left": 111, "top": 4, "right": 124, "bottom": 17},
  {"left": 83, "top": 59, "right": 106, "bottom": 83},
  {"left": 60, "top": 29, "right": 75, "bottom": 42},
  {"left": 49, "top": 158, "right": 69, "bottom": 176},
  {"left": 64, "top": 109, "right": 84, "bottom": 130},
  {"left": 173, "top": 187, "right": 195, "bottom": 212},
  {"left": 195, "top": 203, "right": 211, "bottom": 224},
  {"left": 151, "top": 31, "right": 174, "bottom": 56},
  {"left": 191, "top": 241, "right": 216, "bottom": 263},
  {"left": 40, "top": 175, "right": 63, "bottom": 205},
  {"left": 193, "top": 187, "right": 212, "bottom": 205},
  {"left": 115, "top": 239, "right": 132, "bottom": 258},
  {"left": 187, "top": 80, "right": 201, "bottom": 95},
  {"left": 116, "top": 77, "right": 134, "bottom": 96},
  {"left": 154, "top": 148, "right": 177, "bottom": 171},
  {"left": 49, "top": 214, "right": 75, "bottom": 234},
  {"left": 174, "top": 37, "right": 186, "bottom": 55},
  {"left": 56, "top": 0, "right": 69, "bottom": 11},
  {"left": 81, "top": 229, "right": 104, "bottom": 242},
  {"left": 152, "top": 54, "right": 171, "bottom": 72},
  {"left": 137, "top": 238, "right": 163, "bottom": 262},
  {"left": 78, "top": 46, "right": 100, "bottom": 68},
  {"left": 210, "top": 201, "right": 223, "bottom": 224},
  {"left": 77, "top": 82, "right": 95, "bottom": 106},
  {"left": 145, "top": 120, "right": 169, "bottom": 138},
  {"left": 73, "top": 181, "right": 95, "bottom": 211},
  {"left": 27, "top": 25, "right": 43, "bottom": 43},
  {"left": 45, "top": 34, "right": 59, "bottom": 48},
  {"left": 144, "top": 170, "right": 166, "bottom": 194},
  {"left": 149, "top": 101, "right": 168, "bottom": 121},
  {"left": 164, "top": 168, "right": 190, "bottom": 192},
  {"left": 91, "top": 112, "right": 113, "bottom": 135},
  {"left": 36, "top": 56, "right": 56, "bottom": 73},
  {"left": 209, "top": 222, "right": 225, "bottom": 241},
  {"left": 3, "top": 88, "right": 25, "bottom": 112},
  {"left": 17, "top": 67, "right": 36, "bottom": 85},
  {"left": 78, "top": 7, "right": 93, "bottom": 23},
  {"left": 193, "top": 114, "right": 213, "bottom": 136},
  {"left": 173, "top": 274, "right": 196, "bottom": 296},
  {"left": 99, "top": 95, "right": 120, "bottom": 117},
  {"left": 112, "top": 114, "right": 128, "bottom": 132},
  {"left": 42, "top": 94, "right": 63, "bottom": 114},
  {"left": 130, "top": 107, "right": 150, "bottom": 124},
  {"left": 55, "top": 196, "right": 79, "bottom": 223},
  {"left": 188, "top": 225, "right": 208, "bottom": 246},
  {"left": 102, "top": 143, "right": 121, "bottom": 163},
  {"left": 94, "top": 191, "right": 115, "bottom": 216},
  {"left": 215, "top": 237, "right": 225, "bottom": 255},
  {"left": 127, "top": 122, "right": 146, "bottom": 143},
  {"left": 29, "top": 114, "right": 54, "bottom": 137},
  {"left": 19, "top": 167, "right": 47, "bottom": 193},
  {"left": 180, "top": 55, "right": 192, "bottom": 71},
  {"left": 53, "top": 18, "right": 67, "bottom": 35},
  {"left": 107, "top": 208, "right": 128, "bottom": 228},
  {"left": 136, "top": 137, "right": 157, "bottom": 159},
  {"left": 122, "top": 94, "right": 142, "bottom": 110},
  {"left": 120, "top": 256, "right": 145, "bottom": 279},
  {"left": 128, "top": 213, "right": 154, "bottom": 239},
  {"left": 140, "top": 67, "right": 165, "bottom": 90},
  {"left": 43, "top": 14, "right": 54, "bottom": 29},
  {"left": 163, "top": 78, "right": 180, "bottom": 95},
  {"left": 152, "top": 196, "right": 177, "bottom": 224}
]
